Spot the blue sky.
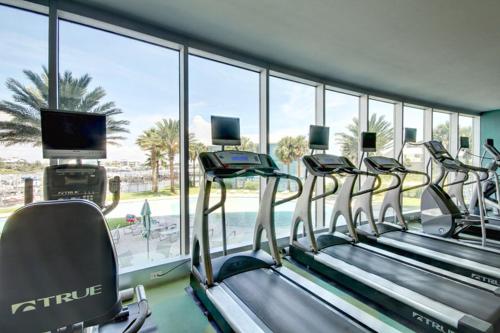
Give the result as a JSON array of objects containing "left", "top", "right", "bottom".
[
  {"left": 0, "top": 6, "right": 331, "bottom": 163},
  {"left": 0, "top": 4, "right": 404, "bottom": 165}
]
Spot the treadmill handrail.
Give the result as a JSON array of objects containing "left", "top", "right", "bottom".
[
  {"left": 440, "top": 169, "right": 469, "bottom": 188},
  {"left": 372, "top": 173, "right": 402, "bottom": 196},
  {"left": 272, "top": 172, "right": 304, "bottom": 206},
  {"left": 351, "top": 170, "right": 382, "bottom": 197},
  {"left": 204, "top": 177, "right": 227, "bottom": 215},
  {"left": 401, "top": 169, "right": 431, "bottom": 193},
  {"left": 312, "top": 174, "right": 339, "bottom": 201}
]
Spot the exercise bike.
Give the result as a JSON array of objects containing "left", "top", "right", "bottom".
[{"left": 0, "top": 109, "right": 154, "bottom": 332}]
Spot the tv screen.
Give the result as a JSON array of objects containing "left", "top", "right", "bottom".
[
  {"left": 361, "top": 132, "right": 376, "bottom": 152},
  {"left": 211, "top": 116, "right": 241, "bottom": 146},
  {"left": 41, "top": 109, "right": 106, "bottom": 159},
  {"left": 404, "top": 128, "right": 417, "bottom": 143},
  {"left": 460, "top": 136, "right": 470, "bottom": 149},
  {"left": 309, "top": 125, "right": 329, "bottom": 150}
]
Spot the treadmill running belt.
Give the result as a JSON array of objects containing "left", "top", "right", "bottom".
[
  {"left": 223, "top": 268, "right": 370, "bottom": 333},
  {"left": 322, "top": 244, "right": 500, "bottom": 326},
  {"left": 383, "top": 231, "right": 500, "bottom": 268}
]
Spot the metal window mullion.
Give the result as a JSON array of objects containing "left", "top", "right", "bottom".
[
  {"left": 394, "top": 102, "right": 403, "bottom": 159},
  {"left": 359, "top": 95, "right": 369, "bottom": 164},
  {"left": 48, "top": 0, "right": 59, "bottom": 167},
  {"left": 473, "top": 116, "right": 481, "bottom": 165},
  {"left": 179, "top": 46, "right": 190, "bottom": 255},
  {"left": 450, "top": 112, "right": 459, "bottom": 157},
  {"left": 424, "top": 108, "right": 433, "bottom": 175},
  {"left": 315, "top": 84, "right": 325, "bottom": 227},
  {"left": 259, "top": 69, "right": 269, "bottom": 200}
]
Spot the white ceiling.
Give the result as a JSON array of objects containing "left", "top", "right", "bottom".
[{"left": 71, "top": 0, "right": 500, "bottom": 112}]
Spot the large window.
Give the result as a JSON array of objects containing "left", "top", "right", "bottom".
[
  {"left": 459, "top": 115, "right": 477, "bottom": 202},
  {"left": 324, "top": 90, "right": 360, "bottom": 226},
  {"left": 188, "top": 55, "right": 260, "bottom": 250},
  {"left": 432, "top": 111, "right": 451, "bottom": 148},
  {"left": 0, "top": 5, "right": 48, "bottom": 235},
  {"left": 59, "top": 20, "right": 180, "bottom": 270},
  {"left": 402, "top": 106, "right": 425, "bottom": 213},
  {"left": 432, "top": 111, "right": 451, "bottom": 181},
  {"left": 368, "top": 99, "right": 395, "bottom": 220},
  {"left": 459, "top": 115, "right": 475, "bottom": 164},
  {"left": 269, "top": 76, "right": 315, "bottom": 236},
  {"left": 368, "top": 99, "right": 395, "bottom": 157}
]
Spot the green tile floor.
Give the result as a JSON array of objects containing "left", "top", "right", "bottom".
[{"left": 145, "top": 261, "right": 414, "bottom": 332}]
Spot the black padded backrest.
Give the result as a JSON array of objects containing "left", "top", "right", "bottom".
[{"left": 0, "top": 200, "right": 121, "bottom": 332}]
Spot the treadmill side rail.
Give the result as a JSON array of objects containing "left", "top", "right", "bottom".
[
  {"left": 275, "top": 266, "right": 407, "bottom": 333},
  {"left": 376, "top": 236, "right": 500, "bottom": 279},
  {"left": 206, "top": 285, "right": 269, "bottom": 333},
  {"left": 355, "top": 242, "right": 500, "bottom": 295},
  {"left": 314, "top": 253, "right": 491, "bottom": 331}
]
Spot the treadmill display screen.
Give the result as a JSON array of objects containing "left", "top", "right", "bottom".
[
  {"left": 231, "top": 155, "right": 249, "bottom": 162},
  {"left": 215, "top": 151, "right": 261, "bottom": 165}
]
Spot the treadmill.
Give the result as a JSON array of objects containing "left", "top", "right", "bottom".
[
  {"left": 350, "top": 130, "right": 500, "bottom": 289},
  {"left": 289, "top": 125, "right": 500, "bottom": 333},
  {"left": 190, "top": 117, "right": 403, "bottom": 333}
]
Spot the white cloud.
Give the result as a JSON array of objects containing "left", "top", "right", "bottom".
[{"left": 191, "top": 115, "right": 212, "bottom": 144}]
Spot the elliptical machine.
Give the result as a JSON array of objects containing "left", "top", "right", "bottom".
[
  {"left": 466, "top": 138, "right": 500, "bottom": 240},
  {"left": 0, "top": 109, "right": 153, "bottom": 332},
  {"left": 421, "top": 140, "right": 492, "bottom": 246},
  {"left": 470, "top": 139, "right": 500, "bottom": 217}
]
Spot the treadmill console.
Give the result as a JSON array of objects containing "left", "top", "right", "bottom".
[
  {"left": 424, "top": 141, "right": 454, "bottom": 161},
  {"left": 44, "top": 164, "right": 107, "bottom": 208},
  {"left": 311, "top": 154, "right": 345, "bottom": 167},
  {"left": 214, "top": 151, "right": 261, "bottom": 165},
  {"left": 364, "top": 156, "right": 404, "bottom": 173},
  {"left": 304, "top": 154, "right": 355, "bottom": 173},
  {"left": 199, "top": 150, "right": 278, "bottom": 175}
]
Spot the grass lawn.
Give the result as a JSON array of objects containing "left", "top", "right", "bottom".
[{"left": 107, "top": 216, "right": 128, "bottom": 230}]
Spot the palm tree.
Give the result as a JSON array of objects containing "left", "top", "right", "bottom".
[
  {"left": 293, "top": 135, "right": 308, "bottom": 178},
  {"left": 275, "top": 136, "right": 296, "bottom": 191},
  {"left": 225, "top": 136, "right": 258, "bottom": 152},
  {"left": 336, "top": 114, "right": 393, "bottom": 161},
  {"left": 433, "top": 121, "right": 450, "bottom": 148},
  {"left": 136, "top": 128, "right": 163, "bottom": 193},
  {"left": 155, "top": 119, "right": 179, "bottom": 194},
  {"left": 239, "top": 137, "right": 258, "bottom": 152},
  {"left": 189, "top": 135, "right": 207, "bottom": 186},
  {"left": 0, "top": 67, "right": 128, "bottom": 146}
]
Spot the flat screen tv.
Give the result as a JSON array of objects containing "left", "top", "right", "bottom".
[
  {"left": 211, "top": 116, "right": 241, "bottom": 146},
  {"left": 41, "top": 109, "right": 106, "bottom": 159},
  {"left": 309, "top": 125, "right": 329, "bottom": 150}
]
